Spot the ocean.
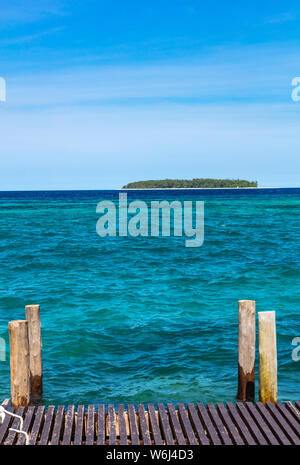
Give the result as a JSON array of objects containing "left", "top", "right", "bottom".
[{"left": 0, "top": 188, "right": 299, "bottom": 405}]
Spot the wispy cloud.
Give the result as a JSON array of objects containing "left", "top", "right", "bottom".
[
  {"left": 5, "top": 41, "right": 300, "bottom": 108},
  {"left": 0, "top": 0, "right": 67, "bottom": 24},
  {"left": 1, "top": 41, "right": 300, "bottom": 189},
  {"left": 0, "top": 27, "right": 64, "bottom": 46},
  {"left": 265, "top": 12, "right": 295, "bottom": 25},
  {"left": 0, "top": 100, "right": 299, "bottom": 189}
]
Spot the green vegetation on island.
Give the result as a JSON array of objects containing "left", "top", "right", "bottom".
[{"left": 122, "top": 178, "right": 258, "bottom": 189}]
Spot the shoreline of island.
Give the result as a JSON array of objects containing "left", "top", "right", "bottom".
[
  {"left": 122, "top": 178, "right": 258, "bottom": 189},
  {"left": 122, "top": 186, "right": 259, "bottom": 190}
]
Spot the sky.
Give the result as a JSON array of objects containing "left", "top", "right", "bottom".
[{"left": 0, "top": 0, "right": 300, "bottom": 189}]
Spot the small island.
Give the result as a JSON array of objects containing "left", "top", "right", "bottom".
[{"left": 122, "top": 178, "right": 258, "bottom": 189}]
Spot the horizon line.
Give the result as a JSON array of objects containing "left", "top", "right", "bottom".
[{"left": 0, "top": 186, "right": 299, "bottom": 193}]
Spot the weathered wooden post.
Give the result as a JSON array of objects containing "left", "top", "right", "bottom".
[
  {"left": 8, "top": 320, "right": 30, "bottom": 408},
  {"left": 237, "top": 300, "right": 256, "bottom": 401},
  {"left": 258, "top": 311, "right": 278, "bottom": 404},
  {"left": 25, "top": 304, "right": 43, "bottom": 398}
]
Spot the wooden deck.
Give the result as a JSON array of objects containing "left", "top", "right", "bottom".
[{"left": 1, "top": 400, "right": 299, "bottom": 445}]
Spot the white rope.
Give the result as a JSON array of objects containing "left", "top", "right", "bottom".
[{"left": 0, "top": 405, "right": 29, "bottom": 445}]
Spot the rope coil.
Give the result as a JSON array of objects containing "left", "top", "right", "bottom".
[{"left": 0, "top": 405, "right": 29, "bottom": 445}]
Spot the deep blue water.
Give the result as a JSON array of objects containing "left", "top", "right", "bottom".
[{"left": 0, "top": 188, "right": 299, "bottom": 404}]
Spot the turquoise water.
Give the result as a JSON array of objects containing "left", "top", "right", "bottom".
[{"left": 0, "top": 188, "right": 299, "bottom": 404}]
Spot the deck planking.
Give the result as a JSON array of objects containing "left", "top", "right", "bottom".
[{"left": 0, "top": 401, "right": 299, "bottom": 445}]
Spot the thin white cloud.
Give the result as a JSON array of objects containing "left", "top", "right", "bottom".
[
  {"left": 4, "top": 41, "right": 300, "bottom": 108},
  {"left": 1, "top": 41, "right": 300, "bottom": 189},
  {"left": 0, "top": 0, "right": 67, "bottom": 24},
  {"left": 0, "top": 101, "right": 299, "bottom": 189},
  {"left": 264, "top": 12, "right": 295, "bottom": 24},
  {"left": 0, "top": 27, "right": 64, "bottom": 46}
]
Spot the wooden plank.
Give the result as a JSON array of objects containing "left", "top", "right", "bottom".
[
  {"left": 85, "top": 405, "right": 95, "bottom": 445},
  {"left": 167, "top": 403, "right": 186, "bottom": 445},
  {"left": 0, "top": 407, "right": 15, "bottom": 444},
  {"left": 39, "top": 406, "right": 55, "bottom": 445},
  {"left": 176, "top": 403, "right": 197, "bottom": 445},
  {"left": 27, "top": 406, "right": 43, "bottom": 446},
  {"left": 258, "top": 311, "right": 278, "bottom": 404},
  {"left": 118, "top": 404, "right": 128, "bottom": 445},
  {"left": 255, "top": 402, "right": 291, "bottom": 445},
  {"left": 216, "top": 403, "right": 244, "bottom": 445},
  {"left": 138, "top": 404, "right": 151, "bottom": 445},
  {"left": 62, "top": 405, "right": 74, "bottom": 445},
  {"left": 73, "top": 405, "right": 85, "bottom": 446},
  {"left": 284, "top": 401, "right": 300, "bottom": 424},
  {"left": 295, "top": 401, "right": 300, "bottom": 412},
  {"left": 4, "top": 406, "right": 25, "bottom": 445},
  {"left": 97, "top": 405, "right": 106, "bottom": 445},
  {"left": 128, "top": 404, "right": 140, "bottom": 445},
  {"left": 158, "top": 403, "right": 174, "bottom": 445},
  {"left": 108, "top": 404, "right": 117, "bottom": 445},
  {"left": 16, "top": 406, "right": 35, "bottom": 445},
  {"left": 51, "top": 406, "right": 64, "bottom": 445},
  {"left": 196, "top": 403, "right": 221, "bottom": 445},
  {"left": 187, "top": 403, "right": 210, "bottom": 445},
  {"left": 25, "top": 304, "right": 43, "bottom": 398},
  {"left": 148, "top": 404, "right": 163, "bottom": 445},
  {"left": 235, "top": 402, "right": 268, "bottom": 445},
  {"left": 226, "top": 402, "right": 257, "bottom": 445},
  {"left": 265, "top": 402, "right": 300, "bottom": 445},
  {"left": 8, "top": 320, "right": 30, "bottom": 408},
  {"left": 237, "top": 300, "right": 256, "bottom": 401},
  {"left": 245, "top": 402, "right": 281, "bottom": 445},
  {"left": 1, "top": 401, "right": 299, "bottom": 447},
  {"left": 29, "top": 405, "right": 45, "bottom": 445},
  {"left": 206, "top": 403, "right": 232, "bottom": 445},
  {"left": 275, "top": 402, "right": 300, "bottom": 437}
]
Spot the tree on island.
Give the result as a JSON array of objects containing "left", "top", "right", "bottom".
[{"left": 122, "top": 178, "right": 258, "bottom": 189}]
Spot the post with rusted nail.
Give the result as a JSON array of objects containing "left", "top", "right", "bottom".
[
  {"left": 237, "top": 300, "right": 256, "bottom": 401},
  {"left": 258, "top": 311, "right": 278, "bottom": 404},
  {"left": 25, "top": 304, "right": 43, "bottom": 398},
  {"left": 8, "top": 320, "right": 30, "bottom": 408}
]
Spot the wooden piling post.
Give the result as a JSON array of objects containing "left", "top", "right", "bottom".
[
  {"left": 25, "top": 304, "right": 43, "bottom": 398},
  {"left": 8, "top": 320, "right": 30, "bottom": 408},
  {"left": 258, "top": 311, "right": 278, "bottom": 404},
  {"left": 237, "top": 300, "right": 256, "bottom": 401}
]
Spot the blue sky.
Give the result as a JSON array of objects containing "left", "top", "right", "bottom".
[{"left": 0, "top": 0, "right": 300, "bottom": 189}]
